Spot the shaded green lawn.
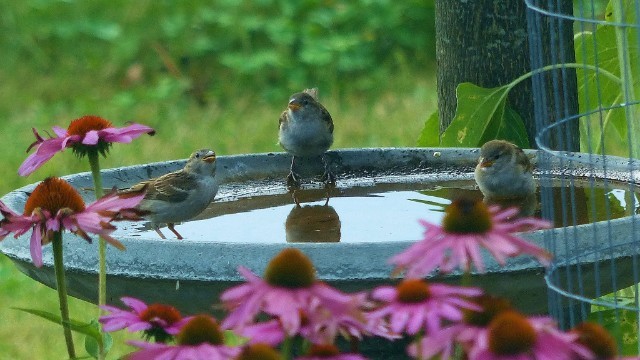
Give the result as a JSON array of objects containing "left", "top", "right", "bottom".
[
  {"left": 0, "top": 67, "right": 436, "bottom": 358},
  {"left": 0, "top": 3, "right": 436, "bottom": 357}
]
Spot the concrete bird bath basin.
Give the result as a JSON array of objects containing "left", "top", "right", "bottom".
[{"left": 0, "top": 148, "right": 638, "bottom": 319}]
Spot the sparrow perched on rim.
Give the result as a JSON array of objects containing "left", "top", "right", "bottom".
[
  {"left": 278, "top": 88, "right": 335, "bottom": 187},
  {"left": 120, "top": 149, "right": 218, "bottom": 239},
  {"left": 474, "top": 140, "right": 536, "bottom": 199}
]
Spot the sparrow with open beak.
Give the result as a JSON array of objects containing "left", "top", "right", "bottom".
[
  {"left": 120, "top": 149, "right": 218, "bottom": 239},
  {"left": 278, "top": 88, "right": 335, "bottom": 187}
]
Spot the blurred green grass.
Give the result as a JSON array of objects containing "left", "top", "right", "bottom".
[{"left": 0, "top": 1, "right": 436, "bottom": 358}]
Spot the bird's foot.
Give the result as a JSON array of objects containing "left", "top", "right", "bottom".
[
  {"left": 154, "top": 227, "right": 168, "bottom": 240},
  {"left": 291, "top": 189, "right": 302, "bottom": 207},
  {"left": 168, "top": 223, "right": 184, "bottom": 240},
  {"left": 321, "top": 170, "right": 336, "bottom": 187}
]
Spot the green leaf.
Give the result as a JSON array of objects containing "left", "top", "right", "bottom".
[
  {"left": 494, "top": 106, "right": 530, "bottom": 148},
  {"left": 223, "top": 330, "right": 248, "bottom": 346},
  {"left": 12, "top": 307, "right": 103, "bottom": 348},
  {"left": 587, "top": 308, "right": 639, "bottom": 356},
  {"left": 441, "top": 83, "right": 529, "bottom": 148},
  {"left": 416, "top": 110, "right": 440, "bottom": 147},
  {"left": 85, "top": 336, "right": 99, "bottom": 360},
  {"left": 575, "top": 28, "right": 628, "bottom": 155},
  {"left": 84, "top": 321, "right": 112, "bottom": 359},
  {"left": 589, "top": 283, "right": 639, "bottom": 356},
  {"left": 575, "top": 0, "right": 640, "bottom": 157}
]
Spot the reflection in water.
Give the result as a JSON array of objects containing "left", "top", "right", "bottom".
[
  {"left": 290, "top": 187, "right": 337, "bottom": 207},
  {"left": 285, "top": 204, "right": 341, "bottom": 243},
  {"left": 122, "top": 178, "right": 639, "bottom": 243},
  {"left": 483, "top": 192, "right": 538, "bottom": 217}
]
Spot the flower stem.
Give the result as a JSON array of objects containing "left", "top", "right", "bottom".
[
  {"left": 87, "top": 151, "right": 106, "bottom": 360},
  {"left": 88, "top": 150, "right": 104, "bottom": 199},
  {"left": 281, "top": 336, "right": 293, "bottom": 360},
  {"left": 52, "top": 231, "right": 76, "bottom": 359},
  {"left": 414, "top": 333, "right": 423, "bottom": 360},
  {"left": 461, "top": 270, "right": 472, "bottom": 287}
]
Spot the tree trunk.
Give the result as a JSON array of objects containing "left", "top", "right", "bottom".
[{"left": 435, "top": 0, "right": 578, "bottom": 150}]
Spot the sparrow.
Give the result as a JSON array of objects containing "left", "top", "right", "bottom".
[
  {"left": 120, "top": 149, "right": 218, "bottom": 239},
  {"left": 278, "top": 88, "right": 335, "bottom": 187},
  {"left": 474, "top": 140, "right": 536, "bottom": 199}
]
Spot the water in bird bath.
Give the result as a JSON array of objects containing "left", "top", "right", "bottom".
[
  {"left": 3, "top": 148, "right": 639, "bottom": 318},
  {"left": 117, "top": 176, "right": 639, "bottom": 243}
]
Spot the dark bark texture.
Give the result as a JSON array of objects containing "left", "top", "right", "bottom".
[{"left": 435, "top": 0, "right": 578, "bottom": 150}]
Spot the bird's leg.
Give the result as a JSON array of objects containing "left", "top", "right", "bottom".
[
  {"left": 168, "top": 223, "right": 184, "bottom": 240},
  {"left": 287, "top": 156, "right": 301, "bottom": 188},
  {"left": 154, "top": 226, "right": 167, "bottom": 240},
  {"left": 291, "top": 189, "right": 301, "bottom": 206},
  {"left": 321, "top": 153, "right": 336, "bottom": 186}
]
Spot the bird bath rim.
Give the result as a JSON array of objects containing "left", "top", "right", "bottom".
[{"left": 0, "top": 147, "right": 638, "bottom": 315}]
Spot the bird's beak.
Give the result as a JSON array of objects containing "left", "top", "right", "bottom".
[
  {"left": 203, "top": 152, "right": 216, "bottom": 163},
  {"left": 288, "top": 101, "right": 301, "bottom": 111},
  {"left": 479, "top": 158, "right": 493, "bottom": 168}
]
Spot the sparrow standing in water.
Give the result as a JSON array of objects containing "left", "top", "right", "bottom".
[
  {"left": 474, "top": 140, "right": 536, "bottom": 199},
  {"left": 120, "top": 149, "right": 218, "bottom": 239},
  {"left": 278, "top": 88, "right": 335, "bottom": 187}
]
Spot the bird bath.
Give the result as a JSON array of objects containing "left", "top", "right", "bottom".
[{"left": 1, "top": 148, "right": 639, "bottom": 318}]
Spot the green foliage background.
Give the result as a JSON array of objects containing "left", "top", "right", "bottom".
[{"left": 1, "top": 0, "right": 434, "bottom": 101}]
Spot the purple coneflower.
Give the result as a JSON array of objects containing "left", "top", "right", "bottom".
[
  {"left": 221, "top": 248, "right": 370, "bottom": 343},
  {"left": 0, "top": 177, "right": 144, "bottom": 267},
  {"left": 19, "top": 115, "right": 154, "bottom": 176},
  {"left": 127, "top": 315, "right": 240, "bottom": 360},
  {"left": 571, "top": 322, "right": 625, "bottom": 360},
  {"left": 390, "top": 197, "right": 552, "bottom": 277},
  {"left": 367, "top": 278, "right": 482, "bottom": 336},
  {"left": 100, "top": 297, "right": 190, "bottom": 343},
  {"left": 408, "top": 294, "right": 514, "bottom": 359},
  {"left": 468, "top": 311, "right": 592, "bottom": 360}
]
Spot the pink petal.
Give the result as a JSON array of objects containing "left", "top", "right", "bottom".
[
  {"left": 71, "top": 213, "right": 106, "bottom": 233},
  {"left": 0, "top": 201, "right": 21, "bottom": 218},
  {"left": 30, "top": 229, "right": 44, "bottom": 267},
  {"left": 220, "top": 283, "right": 254, "bottom": 303},
  {"left": 390, "top": 309, "right": 409, "bottom": 333},
  {"left": 406, "top": 305, "right": 426, "bottom": 334},
  {"left": 121, "top": 297, "right": 149, "bottom": 313},
  {"left": 18, "top": 137, "right": 68, "bottom": 176},
  {"left": 242, "top": 320, "right": 285, "bottom": 346},
  {"left": 52, "top": 126, "right": 67, "bottom": 137},
  {"left": 371, "top": 287, "right": 397, "bottom": 302},
  {"left": 82, "top": 130, "right": 100, "bottom": 145},
  {"left": 99, "top": 234, "right": 126, "bottom": 251},
  {"left": 87, "top": 191, "right": 145, "bottom": 213},
  {"left": 99, "top": 123, "right": 155, "bottom": 143}
]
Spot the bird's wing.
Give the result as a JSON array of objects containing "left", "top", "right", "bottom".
[
  {"left": 515, "top": 147, "right": 534, "bottom": 173},
  {"left": 147, "top": 171, "right": 199, "bottom": 202},
  {"left": 319, "top": 104, "right": 334, "bottom": 134},
  {"left": 119, "top": 180, "right": 151, "bottom": 194},
  {"left": 122, "top": 171, "right": 197, "bottom": 203}
]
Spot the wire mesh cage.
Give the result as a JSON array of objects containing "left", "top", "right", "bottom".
[{"left": 527, "top": 0, "right": 640, "bottom": 353}]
